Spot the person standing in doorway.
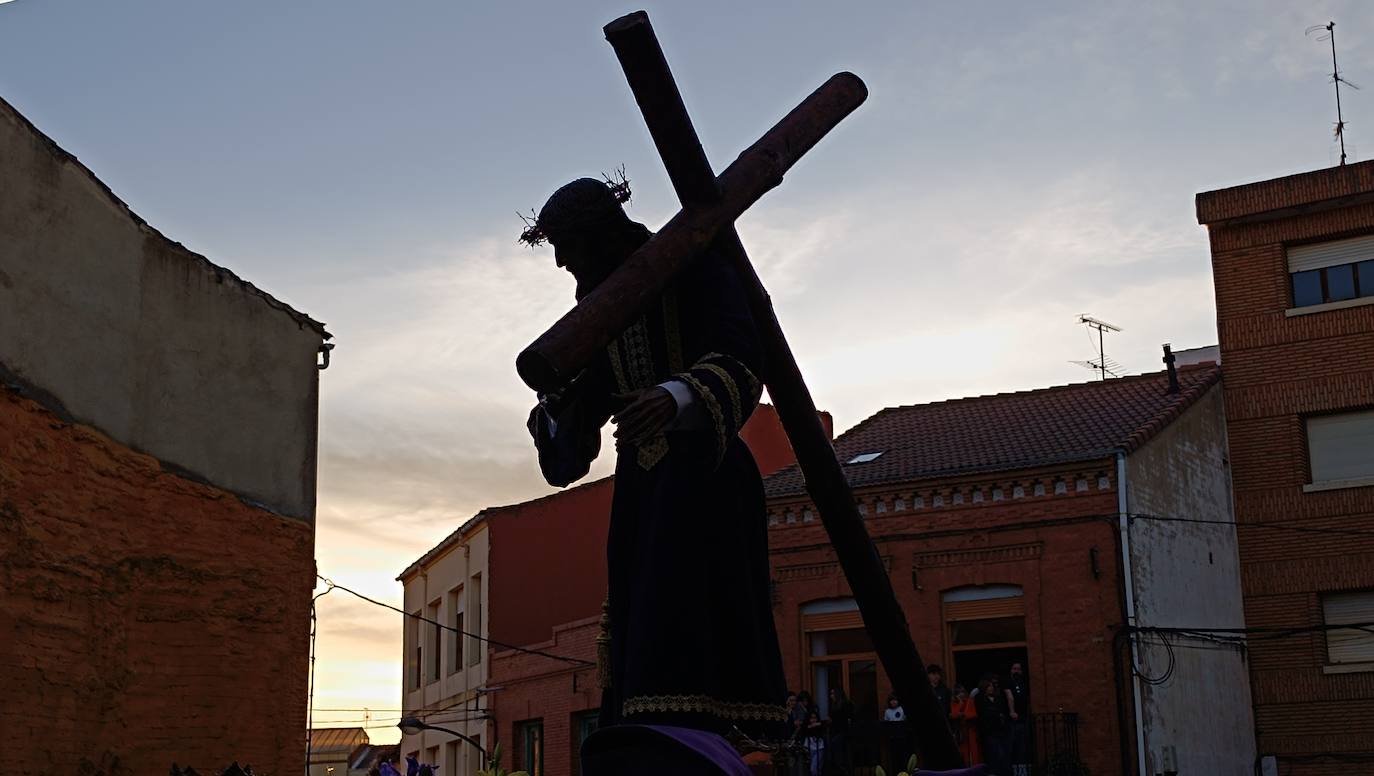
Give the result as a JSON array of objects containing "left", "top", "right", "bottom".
[
  {"left": 827, "top": 686, "right": 855, "bottom": 776},
  {"left": 1005, "top": 662, "right": 1031, "bottom": 776},
  {"left": 975, "top": 675, "right": 1010, "bottom": 776},
  {"left": 927, "top": 664, "right": 952, "bottom": 719},
  {"left": 949, "top": 684, "right": 981, "bottom": 767}
]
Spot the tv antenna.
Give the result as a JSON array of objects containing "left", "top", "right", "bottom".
[
  {"left": 1071, "top": 314, "right": 1123, "bottom": 380},
  {"left": 1307, "top": 21, "right": 1360, "bottom": 166}
]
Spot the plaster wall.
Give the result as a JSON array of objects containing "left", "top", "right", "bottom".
[
  {"left": 400, "top": 525, "right": 491, "bottom": 775},
  {"left": 1126, "top": 383, "right": 1256, "bottom": 776},
  {"left": 0, "top": 97, "right": 325, "bottom": 520}
]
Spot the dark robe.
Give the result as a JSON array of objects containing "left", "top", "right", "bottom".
[{"left": 528, "top": 249, "right": 788, "bottom": 737}]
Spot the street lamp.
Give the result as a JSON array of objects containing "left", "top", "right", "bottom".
[{"left": 398, "top": 716, "right": 489, "bottom": 770}]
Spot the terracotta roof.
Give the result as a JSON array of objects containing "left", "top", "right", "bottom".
[{"left": 764, "top": 364, "right": 1221, "bottom": 498}]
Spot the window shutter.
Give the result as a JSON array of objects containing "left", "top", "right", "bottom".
[
  {"left": 1324, "top": 591, "right": 1374, "bottom": 665},
  {"left": 803, "top": 611, "right": 864, "bottom": 632},
  {"left": 1289, "top": 234, "right": 1374, "bottom": 273},
  {"left": 1307, "top": 410, "right": 1374, "bottom": 483},
  {"left": 944, "top": 596, "right": 1025, "bottom": 621}
]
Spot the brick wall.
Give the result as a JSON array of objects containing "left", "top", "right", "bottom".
[
  {"left": 1201, "top": 167, "right": 1374, "bottom": 770},
  {"left": 0, "top": 385, "right": 314, "bottom": 776},
  {"left": 768, "top": 463, "right": 1127, "bottom": 776},
  {"left": 490, "top": 617, "right": 602, "bottom": 776}
]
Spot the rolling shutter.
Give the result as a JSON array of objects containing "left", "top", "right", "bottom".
[
  {"left": 1288, "top": 234, "right": 1374, "bottom": 273},
  {"left": 803, "top": 611, "right": 864, "bottom": 632},
  {"left": 1307, "top": 410, "right": 1374, "bottom": 483},
  {"left": 1324, "top": 591, "right": 1374, "bottom": 665},
  {"left": 944, "top": 596, "right": 1025, "bottom": 621}
]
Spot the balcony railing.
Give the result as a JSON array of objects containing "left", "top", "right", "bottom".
[{"left": 829, "top": 711, "right": 1079, "bottom": 776}]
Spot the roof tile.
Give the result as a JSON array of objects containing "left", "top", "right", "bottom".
[{"left": 764, "top": 364, "right": 1221, "bottom": 498}]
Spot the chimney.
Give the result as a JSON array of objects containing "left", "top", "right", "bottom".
[{"left": 1162, "top": 343, "right": 1179, "bottom": 394}]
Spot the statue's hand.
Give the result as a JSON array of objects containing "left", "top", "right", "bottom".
[{"left": 611, "top": 387, "right": 676, "bottom": 447}]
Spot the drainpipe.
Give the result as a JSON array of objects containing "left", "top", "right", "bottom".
[{"left": 1116, "top": 452, "right": 1148, "bottom": 776}]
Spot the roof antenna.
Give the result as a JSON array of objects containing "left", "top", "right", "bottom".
[
  {"left": 1070, "top": 315, "right": 1123, "bottom": 381},
  {"left": 1307, "top": 21, "right": 1360, "bottom": 166}
]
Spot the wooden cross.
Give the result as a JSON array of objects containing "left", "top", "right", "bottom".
[{"left": 516, "top": 11, "right": 962, "bottom": 769}]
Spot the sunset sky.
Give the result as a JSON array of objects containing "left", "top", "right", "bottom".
[{"left": 2, "top": 0, "right": 1369, "bottom": 743}]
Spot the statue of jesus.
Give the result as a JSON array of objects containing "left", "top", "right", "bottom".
[{"left": 523, "top": 176, "right": 788, "bottom": 738}]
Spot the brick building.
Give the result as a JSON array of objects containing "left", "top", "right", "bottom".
[
  {"left": 763, "top": 364, "right": 1253, "bottom": 776},
  {"left": 1198, "top": 162, "right": 1374, "bottom": 773},
  {"left": 1, "top": 96, "right": 329, "bottom": 774}
]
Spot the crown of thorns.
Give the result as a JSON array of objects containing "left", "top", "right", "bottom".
[{"left": 518, "top": 170, "right": 633, "bottom": 247}]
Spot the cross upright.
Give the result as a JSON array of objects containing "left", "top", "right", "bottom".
[{"left": 516, "top": 11, "right": 962, "bottom": 769}]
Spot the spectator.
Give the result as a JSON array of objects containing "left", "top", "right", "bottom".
[
  {"left": 927, "top": 664, "right": 953, "bottom": 718},
  {"left": 803, "top": 710, "right": 827, "bottom": 776},
  {"left": 975, "top": 675, "right": 1010, "bottom": 776},
  {"left": 787, "top": 691, "right": 810, "bottom": 776},
  {"left": 1005, "top": 662, "right": 1030, "bottom": 775},
  {"left": 949, "top": 684, "right": 981, "bottom": 767},
  {"left": 789, "top": 691, "right": 811, "bottom": 738},
  {"left": 827, "top": 686, "right": 855, "bottom": 776},
  {"left": 883, "top": 693, "right": 905, "bottom": 721}
]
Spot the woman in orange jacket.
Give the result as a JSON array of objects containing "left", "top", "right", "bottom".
[{"left": 949, "top": 683, "right": 981, "bottom": 766}]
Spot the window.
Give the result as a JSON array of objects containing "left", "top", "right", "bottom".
[
  {"left": 570, "top": 711, "right": 600, "bottom": 776},
  {"left": 1288, "top": 235, "right": 1374, "bottom": 308},
  {"left": 846, "top": 451, "right": 883, "bottom": 464},
  {"left": 1324, "top": 591, "right": 1374, "bottom": 670},
  {"left": 468, "top": 574, "right": 483, "bottom": 666},
  {"left": 801, "top": 599, "right": 880, "bottom": 721},
  {"left": 942, "top": 585, "right": 1028, "bottom": 694},
  {"left": 517, "top": 720, "right": 544, "bottom": 776},
  {"left": 407, "top": 612, "right": 421, "bottom": 691},
  {"left": 444, "top": 742, "right": 460, "bottom": 776},
  {"left": 427, "top": 600, "right": 442, "bottom": 682},
  {"left": 426, "top": 747, "right": 439, "bottom": 773},
  {"left": 1306, "top": 410, "right": 1374, "bottom": 486},
  {"left": 448, "top": 587, "right": 464, "bottom": 675}
]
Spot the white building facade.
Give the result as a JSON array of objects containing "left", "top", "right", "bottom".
[{"left": 398, "top": 516, "right": 492, "bottom": 776}]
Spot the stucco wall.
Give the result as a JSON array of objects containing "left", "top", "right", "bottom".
[
  {"left": 1126, "top": 383, "right": 1256, "bottom": 776},
  {"left": 400, "top": 525, "right": 491, "bottom": 774},
  {"left": 0, "top": 96, "right": 325, "bottom": 520}
]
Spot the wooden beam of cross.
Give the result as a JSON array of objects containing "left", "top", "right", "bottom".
[{"left": 516, "top": 11, "right": 962, "bottom": 769}]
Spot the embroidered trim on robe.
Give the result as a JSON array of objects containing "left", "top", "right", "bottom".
[{"left": 623, "top": 693, "right": 790, "bottom": 722}]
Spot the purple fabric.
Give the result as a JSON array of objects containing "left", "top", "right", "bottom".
[
  {"left": 640, "top": 725, "right": 753, "bottom": 776},
  {"left": 379, "top": 763, "right": 403, "bottom": 776},
  {"left": 582, "top": 724, "right": 752, "bottom": 776},
  {"left": 405, "top": 753, "right": 420, "bottom": 776},
  {"left": 915, "top": 767, "right": 986, "bottom": 776}
]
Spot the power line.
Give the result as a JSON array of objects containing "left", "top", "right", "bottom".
[
  {"left": 1129, "top": 512, "right": 1374, "bottom": 540},
  {"left": 316, "top": 575, "right": 594, "bottom": 667}
]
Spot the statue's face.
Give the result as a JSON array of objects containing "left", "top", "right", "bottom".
[{"left": 550, "top": 228, "right": 624, "bottom": 299}]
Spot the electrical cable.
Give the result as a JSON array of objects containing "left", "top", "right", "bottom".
[
  {"left": 1129, "top": 511, "right": 1374, "bottom": 539},
  {"left": 316, "top": 574, "right": 594, "bottom": 667},
  {"left": 306, "top": 586, "right": 333, "bottom": 776}
]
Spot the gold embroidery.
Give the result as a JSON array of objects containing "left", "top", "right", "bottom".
[
  {"left": 621, "top": 318, "right": 657, "bottom": 389},
  {"left": 697, "top": 362, "right": 742, "bottom": 433},
  {"left": 636, "top": 435, "right": 669, "bottom": 470},
  {"left": 704, "top": 352, "right": 761, "bottom": 407},
  {"left": 663, "top": 292, "right": 684, "bottom": 374},
  {"left": 623, "top": 693, "right": 789, "bottom": 722},
  {"left": 607, "top": 341, "right": 630, "bottom": 395},
  {"left": 676, "top": 373, "right": 728, "bottom": 464},
  {"left": 596, "top": 597, "right": 612, "bottom": 689}
]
